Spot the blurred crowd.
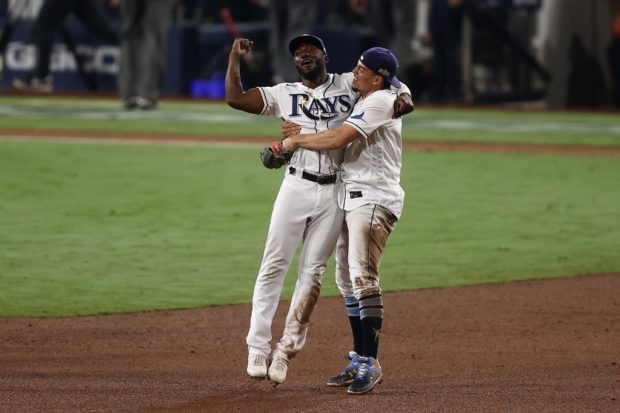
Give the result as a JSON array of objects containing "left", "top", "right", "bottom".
[
  {"left": 177, "top": 0, "right": 443, "bottom": 101},
  {"left": 2, "top": 0, "right": 619, "bottom": 108}
]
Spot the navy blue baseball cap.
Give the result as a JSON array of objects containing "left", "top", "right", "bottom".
[
  {"left": 288, "top": 34, "right": 328, "bottom": 55},
  {"left": 359, "top": 47, "right": 401, "bottom": 88}
]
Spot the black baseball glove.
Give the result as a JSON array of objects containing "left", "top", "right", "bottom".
[{"left": 260, "top": 141, "right": 293, "bottom": 169}]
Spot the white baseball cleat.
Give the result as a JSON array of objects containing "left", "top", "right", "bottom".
[
  {"left": 268, "top": 357, "right": 289, "bottom": 385},
  {"left": 247, "top": 354, "right": 268, "bottom": 379}
]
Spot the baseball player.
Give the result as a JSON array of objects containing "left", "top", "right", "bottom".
[
  {"left": 281, "top": 47, "right": 407, "bottom": 394},
  {"left": 225, "top": 35, "right": 413, "bottom": 385}
]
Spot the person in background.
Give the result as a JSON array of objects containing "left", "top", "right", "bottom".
[
  {"left": 12, "top": 0, "right": 119, "bottom": 93},
  {"left": 429, "top": 0, "right": 463, "bottom": 102},
  {"left": 267, "top": 0, "right": 319, "bottom": 83},
  {"left": 608, "top": 15, "right": 620, "bottom": 107},
  {"left": 343, "top": 0, "right": 417, "bottom": 64},
  {"left": 118, "top": 0, "right": 177, "bottom": 110}
]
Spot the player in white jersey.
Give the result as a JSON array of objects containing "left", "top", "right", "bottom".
[
  {"left": 225, "top": 35, "right": 413, "bottom": 385},
  {"left": 282, "top": 47, "right": 407, "bottom": 394}
]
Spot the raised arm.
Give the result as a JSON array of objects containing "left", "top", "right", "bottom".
[{"left": 225, "top": 38, "right": 265, "bottom": 114}]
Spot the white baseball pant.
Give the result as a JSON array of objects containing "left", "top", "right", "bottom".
[
  {"left": 335, "top": 204, "right": 398, "bottom": 299},
  {"left": 247, "top": 170, "right": 344, "bottom": 359}
]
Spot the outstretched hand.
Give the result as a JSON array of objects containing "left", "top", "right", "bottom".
[{"left": 393, "top": 93, "right": 415, "bottom": 118}]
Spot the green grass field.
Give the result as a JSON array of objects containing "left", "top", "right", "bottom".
[
  {"left": 1, "top": 96, "right": 619, "bottom": 317},
  {"left": 1, "top": 96, "right": 620, "bottom": 146}
]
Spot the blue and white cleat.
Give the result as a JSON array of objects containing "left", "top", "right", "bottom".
[
  {"left": 326, "top": 351, "right": 362, "bottom": 387},
  {"left": 347, "top": 356, "right": 383, "bottom": 395}
]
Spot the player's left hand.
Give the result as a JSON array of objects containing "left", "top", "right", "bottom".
[
  {"left": 393, "top": 93, "right": 415, "bottom": 118},
  {"left": 260, "top": 140, "right": 293, "bottom": 169}
]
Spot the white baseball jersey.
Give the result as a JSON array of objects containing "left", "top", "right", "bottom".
[
  {"left": 258, "top": 73, "right": 358, "bottom": 174},
  {"left": 340, "top": 89, "right": 405, "bottom": 219},
  {"left": 258, "top": 73, "right": 411, "bottom": 175}
]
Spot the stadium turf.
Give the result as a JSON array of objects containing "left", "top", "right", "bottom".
[{"left": 1, "top": 137, "right": 618, "bottom": 316}]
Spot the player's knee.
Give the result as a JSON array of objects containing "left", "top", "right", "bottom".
[
  {"left": 301, "top": 272, "right": 323, "bottom": 287},
  {"left": 352, "top": 279, "right": 381, "bottom": 300},
  {"left": 260, "top": 257, "right": 289, "bottom": 277},
  {"left": 336, "top": 277, "right": 353, "bottom": 297}
]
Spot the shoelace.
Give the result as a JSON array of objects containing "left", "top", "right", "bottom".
[
  {"left": 253, "top": 356, "right": 265, "bottom": 366},
  {"left": 357, "top": 362, "right": 368, "bottom": 378},
  {"left": 355, "top": 357, "right": 375, "bottom": 377}
]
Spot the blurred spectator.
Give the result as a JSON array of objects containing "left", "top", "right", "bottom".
[
  {"left": 350, "top": 0, "right": 417, "bottom": 65},
  {"left": 566, "top": 35, "right": 608, "bottom": 108},
  {"left": 324, "top": 0, "right": 423, "bottom": 91},
  {"left": 407, "top": 0, "right": 434, "bottom": 101},
  {"left": 268, "top": 0, "right": 320, "bottom": 83},
  {"left": 0, "top": 0, "right": 14, "bottom": 64},
  {"left": 12, "top": 0, "right": 119, "bottom": 93},
  {"left": 429, "top": 0, "right": 463, "bottom": 102},
  {"left": 192, "top": 0, "right": 268, "bottom": 25},
  {"left": 118, "top": 0, "right": 177, "bottom": 110},
  {"left": 608, "top": 15, "right": 620, "bottom": 107}
]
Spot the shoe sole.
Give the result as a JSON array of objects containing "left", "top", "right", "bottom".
[
  {"left": 347, "top": 375, "right": 383, "bottom": 395},
  {"left": 247, "top": 372, "right": 267, "bottom": 379},
  {"left": 267, "top": 373, "right": 286, "bottom": 385},
  {"left": 247, "top": 367, "right": 268, "bottom": 379}
]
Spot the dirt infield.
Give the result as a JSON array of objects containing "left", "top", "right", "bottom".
[
  {"left": 1, "top": 275, "right": 618, "bottom": 412},
  {"left": 1, "top": 133, "right": 619, "bottom": 411}
]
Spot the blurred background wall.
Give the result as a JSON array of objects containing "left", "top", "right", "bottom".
[{"left": 0, "top": 0, "right": 618, "bottom": 109}]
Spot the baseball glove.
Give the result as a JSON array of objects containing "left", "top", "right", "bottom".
[{"left": 260, "top": 141, "right": 293, "bottom": 169}]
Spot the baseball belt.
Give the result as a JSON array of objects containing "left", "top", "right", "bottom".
[{"left": 289, "top": 167, "right": 337, "bottom": 185}]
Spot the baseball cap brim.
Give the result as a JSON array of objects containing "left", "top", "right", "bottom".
[
  {"left": 387, "top": 76, "right": 401, "bottom": 89},
  {"left": 288, "top": 34, "right": 327, "bottom": 55}
]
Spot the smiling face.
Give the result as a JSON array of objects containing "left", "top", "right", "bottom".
[
  {"left": 351, "top": 61, "right": 384, "bottom": 95},
  {"left": 293, "top": 43, "right": 328, "bottom": 81}
]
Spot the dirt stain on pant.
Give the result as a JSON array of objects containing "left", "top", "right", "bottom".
[
  {"left": 356, "top": 207, "right": 397, "bottom": 299},
  {"left": 293, "top": 276, "right": 321, "bottom": 326},
  {"left": 276, "top": 273, "right": 322, "bottom": 359}
]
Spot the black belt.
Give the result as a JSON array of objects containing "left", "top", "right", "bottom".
[{"left": 289, "top": 167, "right": 337, "bottom": 185}]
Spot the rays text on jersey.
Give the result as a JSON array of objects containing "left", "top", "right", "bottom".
[{"left": 289, "top": 94, "right": 353, "bottom": 120}]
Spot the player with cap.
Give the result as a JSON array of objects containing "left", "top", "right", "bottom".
[
  {"left": 282, "top": 46, "right": 408, "bottom": 394},
  {"left": 226, "top": 36, "right": 413, "bottom": 386}
]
